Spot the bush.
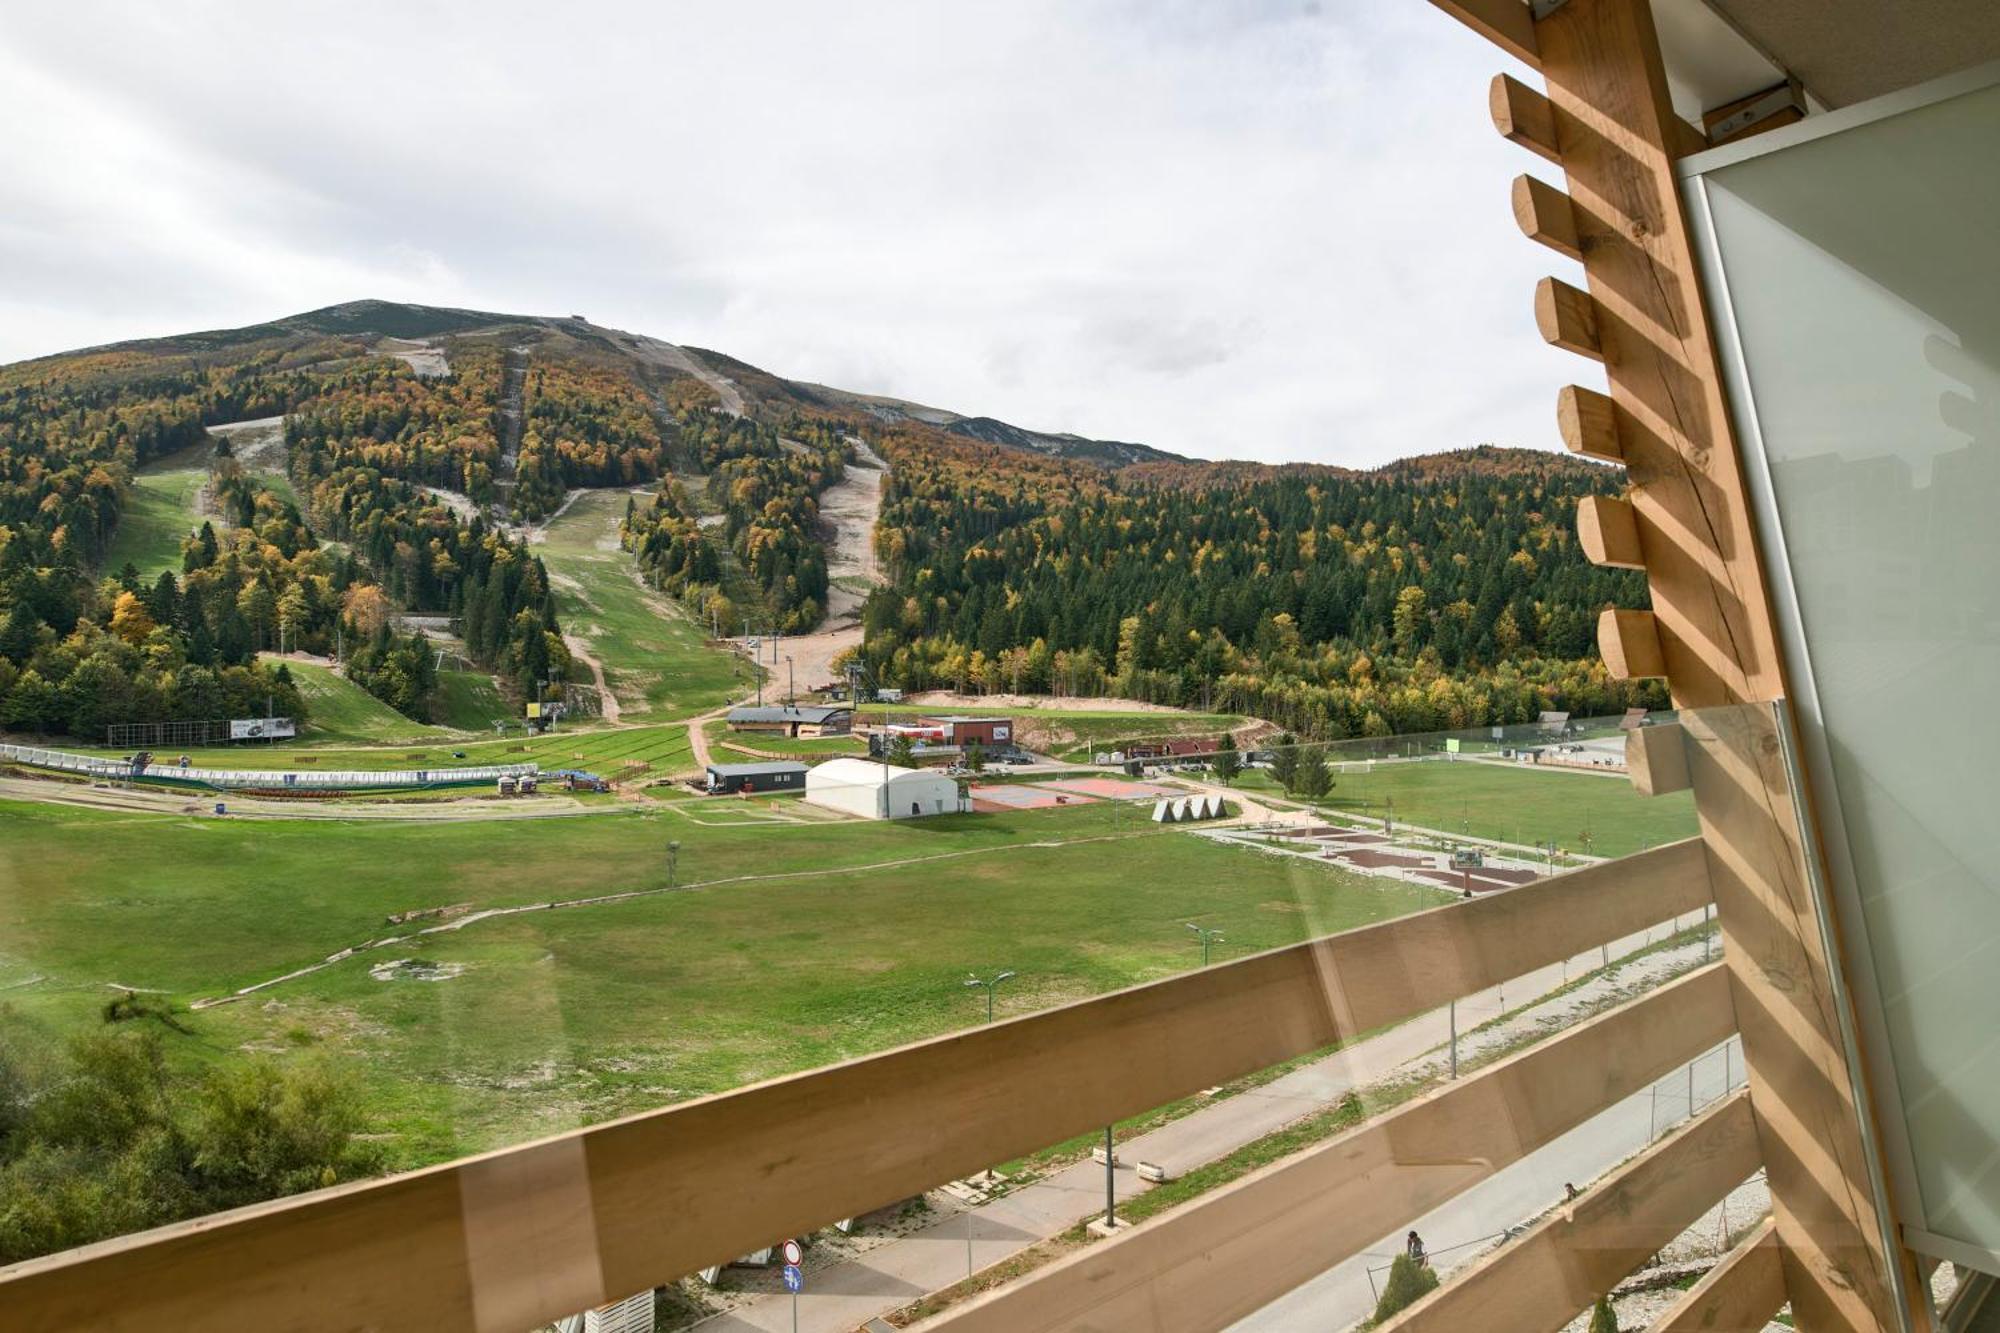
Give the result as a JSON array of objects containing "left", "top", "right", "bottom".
[
  {"left": 1589, "top": 1295, "right": 1620, "bottom": 1333},
  {"left": 1366, "top": 1253, "right": 1440, "bottom": 1326}
]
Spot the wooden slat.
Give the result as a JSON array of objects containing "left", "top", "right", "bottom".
[
  {"left": 1377, "top": 1089, "right": 1762, "bottom": 1331},
  {"left": 1577, "top": 494, "right": 1643, "bottom": 568},
  {"left": 1535, "top": 276, "right": 1602, "bottom": 359},
  {"left": 1597, "top": 607, "right": 1665, "bottom": 680},
  {"left": 1532, "top": 0, "right": 1784, "bottom": 708},
  {"left": 1511, "top": 173, "right": 1581, "bottom": 260},
  {"left": 1625, "top": 722, "right": 1690, "bottom": 797},
  {"left": 1682, "top": 705, "right": 1926, "bottom": 1330},
  {"left": 1429, "top": 0, "right": 1540, "bottom": 71},
  {"left": 1490, "top": 73, "right": 1561, "bottom": 162},
  {"left": 1557, "top": 384, "right": 1622, "bottom": 463},
  {"left": 1650, "top": 1217, "right": 1786, "bottom": 1333},
  {"left": 0, "top": 841, "right": 1714, "bottom": 1333},
  {"left": 912, "top": 966, "right": 1736, "bottom": 1333},
  {"left": 1702, "top": 80, "right": 1804, "bottom": 147}
]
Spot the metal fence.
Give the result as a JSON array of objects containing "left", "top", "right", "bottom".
[{"left": 0, "top": 743, "right": 535, "bottom": 792}]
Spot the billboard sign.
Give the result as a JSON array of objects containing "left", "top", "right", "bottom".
[{"left": 229, "top": 717, "right": 297, "bottom": 740}]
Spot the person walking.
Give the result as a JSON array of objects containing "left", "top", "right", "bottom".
[{"left": 1405, "top": 1230, "right": 1427, "bottom": 1267}]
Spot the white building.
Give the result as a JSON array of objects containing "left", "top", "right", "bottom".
[{"left": 806, "top": 758, "right": 962, "bottom": 820}]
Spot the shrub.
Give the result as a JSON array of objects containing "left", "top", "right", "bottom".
[{"left": 1366, "top": 1253, "right": 1440, "bottom": 1326}]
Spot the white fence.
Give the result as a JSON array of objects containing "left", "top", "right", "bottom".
[{"left": 0, "top": 743, "right": 535, "bottom": 792}]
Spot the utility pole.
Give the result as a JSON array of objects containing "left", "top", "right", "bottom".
[
  {"left": 1185, "top": 923, "right": 1224, "bottom": 968},
  {"left": 1103, "top": 1126, "right": 1117, "bottom": 1228},
  {"left": 786, "top": 655, "right": 795, "bottom": 706}
]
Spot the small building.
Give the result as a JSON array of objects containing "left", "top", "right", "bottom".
[
  {"left": 928, "top": 716, "right": 1014, "bottom": 748},
  {"left": 705, "top": 761, "right": 807, "bottom": 795},
  {"left": 725, "top": 705, "right": 853, "bottom": 738},
  {"left": 805, "top": 758, "right": 962, "bottom": 820}
]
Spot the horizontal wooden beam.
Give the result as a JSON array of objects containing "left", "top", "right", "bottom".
[
  {"left": 1511, "top": 173, "right": 1581, "bottom": 261},
  {"left": 1576, "top": 494, "right": 1643, "bottom": 569},
  {"left": 1557, "top": 384, "right": 1621, "bottom": 463},
  {"left": 1430, "top": 0, "right": 1540, "bottom": 71},
  {"left": 1626, "top": 722, "right": 1691, "bottom": 798},
  {"left": 0, "top": 841, "right": 1714, "bottom": 1333},
  {"left": 1598, "top": 607, "right": 1666, "bottom": 680},
  {"left": 1536, "top": 275, "right": 1602, "bottom": 360},
  {"left": 1377, "top": 1089, "right": 1762, "bottom": 1330},
  {"left": 913, "top": 966, "right": 1736, "bottom": 1333},
  {"left": 1490, "top": 72, "right": 1561, "bottom": 163},
  {"left": 1651, "top": 1217, "right": 1785, "bottom": 1332}
]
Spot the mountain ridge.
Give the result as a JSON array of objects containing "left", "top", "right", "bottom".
[{"left": 2, "top": 299, "right": 1594, "bottom": 479}]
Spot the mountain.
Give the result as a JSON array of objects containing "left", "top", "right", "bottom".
[{"left": 12, "top": 301, "right": 1182, "bottom": 469}]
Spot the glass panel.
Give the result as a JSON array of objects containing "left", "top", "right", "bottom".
[{"left": 1691, "top": 74, "right": 2000, "bottom": 1259}]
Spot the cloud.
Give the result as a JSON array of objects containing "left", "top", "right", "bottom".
[{"left": 0, "top": 1, "right": 1575, "bottom": 466}]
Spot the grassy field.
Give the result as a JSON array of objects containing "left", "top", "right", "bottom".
[
  {"left": 0, "top": 796, "right": 1448, "bottom": 1165},
  {"left": 537, "top": 489, "right": 749, "bottom": 720},
  {"left": 702, "top": 718, "right": 867, "bottom": 761},
  {"left": 434, "top": 670, "right": 508, "bottom": 732},
  {"left": 103, "top": 444, "right": 209, "bottom": 577},
  {"left": 1231, "top": 755, "right": 1696, "bottom": 859}
]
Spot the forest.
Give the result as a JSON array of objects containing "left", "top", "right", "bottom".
[{"left": 854, "top": 436, "right": 1663, "bottom": 736}]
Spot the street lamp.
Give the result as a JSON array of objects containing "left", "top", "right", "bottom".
[
  {"left": 667, "top": 840, "right": 681, "bottom": 889},
  {"left": 964, "top": 970, "right": 1017, "bottom": 1024},
  {"left": 1185, "top": 923, "right": 1225, "bottom": 968}
]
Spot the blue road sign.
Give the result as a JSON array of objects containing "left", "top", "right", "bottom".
[{"left": 782, "top": 1263, "right": 803, "bottom": 1294}]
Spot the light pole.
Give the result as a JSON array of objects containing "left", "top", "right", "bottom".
[
  {"left": 1185, "top": 923, "right": 1225, "bottom": 968},
  {"left": 785, "top": 654, "right": 795, "bottom": 706},
  {"left": 964, "top": 970, "right": 1016, "bottom": 1024},
  {"left": 667, "top": 840, "right": 681, "bottom": 889}
]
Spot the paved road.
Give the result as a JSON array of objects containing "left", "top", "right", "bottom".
[
  {"left": 1231, "top": 1040, "right": 1741, "bottom": 1330},
  {"left": 696, "top": 912, "right": 1714, "bottom": 1332}
]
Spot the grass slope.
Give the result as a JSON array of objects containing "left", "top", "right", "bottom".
[
  {"left": 103, "top": 445, "right": 209, "bottom": 577},
  {"left": 434, "top": 670, "right": 508, "bottom": 731},
  {"left": 537, "top": 489, "right": 747, "bottom": 719},
  {"left": 0, "top": 797, "right": 1447, "bottom": 1164},
  {"left": 280, "top": 660, "right": 457, "bottom": 745}
]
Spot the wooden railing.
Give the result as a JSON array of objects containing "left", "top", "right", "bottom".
[{"left": 0, "top": 840, "right": 1714, "bottom": 1333}]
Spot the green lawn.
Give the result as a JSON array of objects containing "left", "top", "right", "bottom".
[
  {"left": 703, "top": 718, "right": 867, "bottom": 760},
  {"left": 1232, "top": 756, "right": 1695, "bottom": 859},
  {"left": 103, "top": 445, "right": 209, "bottom": 577},
  {"left": 537, "top": 489, "right": 750, "bottom": 720},
  {"left": 0, "top": 797, "right": 1448, "bottom": 1165}
]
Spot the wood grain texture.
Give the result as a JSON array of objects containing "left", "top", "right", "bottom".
[
  {"left": 1511, "top": 173, "right": 1581, "bottom": 260},
  {"left": 0, "top": 841, "right": 1713, "bottom": 1333},
  {"left": 1557, "top": 384, "right": 1623, "bottom": 462},
  {"left": 1681, "top": 706, "right": 1926, "bottom": 1331},
  {"left": 1376, "top": 1090, "right": 1762, "bottom": 1332},
  {"left": 1536, "top": 276, "right": 1603, "bottom": 359},
  {"left": 1533, "top": 0, "right": 1784, "bottom": 709},
  {"left": 1626, "top": 722, "right": 1691, "bottom": 797},
  {"left": 910, "top": 966, "right": 1736, "bottom": 1333},
  {"left": 1598, "top": 607, "right": 1666, "bottom": 680},
  {"left": 1650, "top": 1217, "right": 1786, "bottom": 1332},
  {"left": 1491, "top": 73, "right": 1562, "bottom": 162},
  {"left": 1577, "top": 494, "right": 1644, "bottom": 568}
]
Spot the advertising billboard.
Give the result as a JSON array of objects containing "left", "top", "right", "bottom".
[{"left": 228, "top": 717, "right": 297, "bottom": 740}]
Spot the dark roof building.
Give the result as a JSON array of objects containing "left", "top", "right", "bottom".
[
  {"left": 724, "top": 705, "right": 853, "bottom": 736},
  {"left": 704, "top": 761, "right": 807, "bottom": 793}
]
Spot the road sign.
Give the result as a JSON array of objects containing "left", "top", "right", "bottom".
[
  {"left": 781, "top": 1239, "right": 803, "bottom": 1266},
  {"left": 781, "top": 1263, "right": 803, "bottom": 1293}
]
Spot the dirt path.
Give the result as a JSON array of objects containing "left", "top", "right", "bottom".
[
  {"left": 622, "top": 334, "right": 745, "bottom": 415},
  {"left": 563, "top": 633, "right": 621, "bottom": 724},
  {"left": 684, "top": 706, "right": 731, "bottom": 771},
  {"left": 734, "top": 440, "right": 887, "bottom": 692}
]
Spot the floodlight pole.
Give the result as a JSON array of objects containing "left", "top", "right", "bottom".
[
  {"left": 1103, "top": 1126, "right": 1116, "bottom": 1228},
  {"left": 965, "top": 970, "right": 1016, "bottom": 1024},
  {"left": 1185, "top": 923, "right": 1224, "bottom": 968}
]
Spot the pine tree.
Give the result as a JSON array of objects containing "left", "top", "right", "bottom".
[
  {"left": 1366, "top": 1254, "right": 1438, "bottom": 1326},
  {"left": 1588, "top": 1295, "right": 1620, "bottom": 1333}
]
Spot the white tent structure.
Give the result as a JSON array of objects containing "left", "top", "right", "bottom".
[{"left": 806, "top": 758, "right": 962, "bottom": 820}]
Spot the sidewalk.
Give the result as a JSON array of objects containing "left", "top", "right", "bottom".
[{"left": 693, "top": 915, "right": 1709, "bottom": 1332}]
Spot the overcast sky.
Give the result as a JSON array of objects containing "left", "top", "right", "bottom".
[{"left": 0, "top": 1, "right": 1572, "bottom": 466}]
